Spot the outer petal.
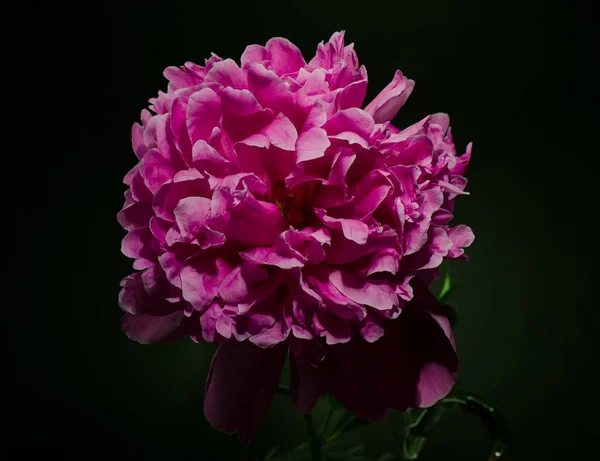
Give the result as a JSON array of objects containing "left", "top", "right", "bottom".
[
  {"left": 139, "top": 148, "right": 177, "bottom": 194},
  {"left": 180, "top": 254, "right": 234, "bottom": 311},
  {"left": 204, "top": 340, "right": 288, "bottom": 444},
  {"left": 117, "top": 202, "right": 153, "bottom": 231},
  {"left": 325, "top": 301, "right": 457, "bottom": 417},
  {"left": 364, "top": 70, "right": 415, "bottom": 123},
  {"left": 265, "top": 37, "right": 306, "bottom": 76},
  {"left": 118, "top": 271, "right": 180, "bottom": 315},
  {"left": 246, "top": 62, "right": 305, "bottom": 127},
  {"left": 186, "top": 88, "right": 222, "bottom": 145},
  {"left": 446, "top": 225, "right": 475, "bottom": 259},
  {"left": 152, "top": 172, "right": 211, "bottom": 222},
  {"left": 290, "top": 350, "right": 328, "bottom": 413},
  {"left": 121, "top": 311, "right": 187, "bottom": 344},
  {"left": 203, "top": 58, "right": 247, "bottom": 89}
]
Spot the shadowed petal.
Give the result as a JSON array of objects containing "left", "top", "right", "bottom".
[
  {"left": 204, "top": 340, "right": 288, "bottom": 444},
  {"left": 121, "top": 311, "right": 187, "bottom": 344}
]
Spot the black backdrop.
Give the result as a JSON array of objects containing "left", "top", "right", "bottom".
[{"left": 10, "top": 1, "right": 596, "bottom": 460}]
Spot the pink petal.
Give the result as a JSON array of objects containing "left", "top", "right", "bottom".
[
  {"left": 233, "top": 135, "right": 271, "bottom": 187},
  {"left": 170, "top": 95, "right": 193, "bottom": 161},
  {"left": 204, "top": 340, "right": 287, "bottom": 444},
  {"left": 416, "top": 362, "right": 456, "bottom": 407},
  {"left": 219, "top": 86, "right": 263, "bottom": 116},
  {"left": 131, "top": 122, "right": 148, "bottom": 159},
  {"left": 217, "top": 261, "right": 269, "bottom": 305},
  {"left": 199, "top": 302, "right": 221, "bottom": 342},
  {"left": 290, "top": 352, "right": 328, "bottom": 413},
  {"left": 203, "top": 58, "right": 247, "bottom": 89},
  {"left": 191, "top": 140, "right": 235, "bottom": 177},
  {"left": 452, "top": 142, "right": 472, "bottom": 176},
  {"left": 295, "top": 128, "right": 330, "bottom": 163},
  {"left": 152, "top": 169, "right": 211, "bottom": 222},
  {"left": 360, "top": 248, "right": 401, "bottom": 276},
  {"left": 186, "top": 88, "right": 222, "bottom": 145},
  {"left": 121, "top": 228, "right": 155, "bottom": 268},
  {"left": 240, "top": 45, "right": 268, "bottom": 67},
  {"left": 139, "top": 148, "right": 177, "bottom": 194},
  {"left": 265, "top": 37, "right": 306, "bottom": 76},
  {"left": 240, "top": 246, "right": 304, "bottom": 269},
  {"left": 173, "top": 196, "right": 212, "bottom": 240},
  {"left": 158, "top": 250, "right": 193, "bottom": 289},
  {"left": 248, "top": 294, "right": 294, "bottom": 347},
  {"left": 121, "top": 311, "right": 186, "bottom": 344},
  {"left": 163, "top": 65, "right": 202, "bottom": 91},
  {"left": 156, "top": 113, "right": 187, "bottom": 170},
  {"left": 246, "top": 63, "right": 305, "bottom": 127},
  {"left": 130, "top": 168, "right": 153, "bottom": 203},
  {"left": 118, "top": 270, "right": 181, "bottom": 315},
  {"left": 322, "top": 108, "right": 375, "bottom": 140},
  {"left": 328, "top": 269, "right": 398, "bottom": 312},
  {"left": 325, "top": 226, "right": 399, "bottom": 265},
  {"left": 149, "top": 216, "right": 171, "bottom": 247},
  {"left": 330, "top": 170, "right": 392, "bottom": 220},
  {"left": 364, "top": 70, "right": 415, "bottom": 123},
  {"left": 117, "top": 202, "right": 153, "bottom": 231},
  {"left": 315, "top": 208, "right": 368, "bottom": 244},
  {"left": 359, "top": 314, "right": 385, "bottom": 343},
  {"left": 180, "top": 254, "right": 235, "bottom": 312},
  {"left": 312, "top": 311, "right": 352, "bottom": 345},
  {"left": 220, "top": 87, "right": 274, "bottom": 142},
  {"left": 260, "top": 114, "right": 298, "bottom": 151},
  {"left": 337, "top": 77, "right": 368, "bottom": 110},
  {"left": 400, "top": 227, "right": 454, "bottom": 271},
  {"left": 446, "top": 225, "right": 475, "bottom": 259},
  {"left": 213, "top": 188, "right": 288, "bottom": 246}
]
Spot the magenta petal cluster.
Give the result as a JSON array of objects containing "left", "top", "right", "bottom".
[{"left": 118, "top": 31, "right": 474, "bottom": 443}]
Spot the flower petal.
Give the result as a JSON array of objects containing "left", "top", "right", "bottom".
[
  {"left": 364, "top": 70, "right": 415, "bottom": 123},
  {"left": 204, "top": 340, "right": 287, "bottom": 444},
  {"left": 265, "top": 37, "right": 306, "bottom": 76},
  {"left": 315, "top": 208, "right": 368, "bottom": 245},
  {"left": 296, "top": 128, "right": 330, "bottom": 163},
  {"left": 121, "top": 311, "right": 186, "bottom": 344},
  {"left": 203, "top": 58, "right": 247, "bottom": 89},
  {"left": 186, "top": 88, "right": 222, "bottom": 145}
]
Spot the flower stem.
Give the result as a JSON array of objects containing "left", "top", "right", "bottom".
[{"left": 303, "top": 413, "right": 322, "bottom": 461}]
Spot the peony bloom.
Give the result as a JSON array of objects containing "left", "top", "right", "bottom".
[{"left": 118, "top": 31, "right": 474, "bottom": 443}]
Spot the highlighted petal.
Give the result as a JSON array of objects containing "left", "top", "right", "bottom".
[{"left": 365, "top": 70, "right": 415, "bottom": 123}]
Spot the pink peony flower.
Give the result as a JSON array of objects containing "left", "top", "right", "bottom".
[{"left": 118, "top": 31, "right": 474, "bottom": 443}]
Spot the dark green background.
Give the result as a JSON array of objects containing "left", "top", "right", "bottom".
[{"left": 11, "top": 0, "right": 595, "bottom": 459}]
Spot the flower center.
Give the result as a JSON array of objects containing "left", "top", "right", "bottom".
[{"left": 273, "top": 181, "right": 310, "bottom": 228}]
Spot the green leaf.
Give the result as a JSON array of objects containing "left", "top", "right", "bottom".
[
  {"left": 327, "top": 394, "right": 344, "bottom": 410},
  {"left": 329, "top": 410, "right": 356, "bottom": 434},
  {"left": 263, "top": 446, "right": 280, "bottom": 461},
  {"left": 376, "top": 453, "right": 396, "bottom": 461},
  {"left": 437, "top": 272, "right": 456, "bottom": 304},
  {"left": 443, "top": 304, "right": 458, "bottom": 328}
]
